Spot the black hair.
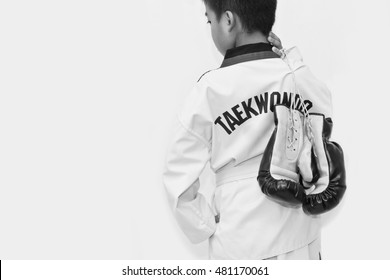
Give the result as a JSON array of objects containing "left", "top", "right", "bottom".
[{"left": 203, "top": 0, "right": 277, "bottom": 35}]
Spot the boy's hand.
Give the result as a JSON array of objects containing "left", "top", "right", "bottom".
[{"left": 268, "top": 31, "right": 285, "bottom": 58}]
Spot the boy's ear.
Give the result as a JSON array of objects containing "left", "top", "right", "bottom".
[{"left": 223, "top": 10, "right": 236, "bottom": 32}]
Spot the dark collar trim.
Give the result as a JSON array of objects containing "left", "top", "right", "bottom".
[
  {"left": 221, "top": 42, "right": 279, "bottom": 68},
  {"left": 221, "top": 51, "right": 279, "bottom": 68}
]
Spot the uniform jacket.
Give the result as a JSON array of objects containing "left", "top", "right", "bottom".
[{"left": 163, "top": 43, "right": 333, "bottom": 259}]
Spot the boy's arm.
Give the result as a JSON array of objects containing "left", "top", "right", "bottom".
[
  {"left": 268, "top": 32, "right": 303, "bottom": 65},
  {"left": 269, "top": 32, "right": 333, "bottom": 117},
  {"left": 163, "top": 83, "right": 216, "bottom": 244},
  {"left": 268, "top": 32, "right": 305, "bottom": 70}
]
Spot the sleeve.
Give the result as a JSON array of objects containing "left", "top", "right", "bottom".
[
  {"left": 283, "top": 46, "right": 334, "bottom": 118},
  {"left": 283, "top": 46, "right": 305, "bottom": 70},
  {"left": 162, "top": 81, "right": 216, "bottom": 244}
]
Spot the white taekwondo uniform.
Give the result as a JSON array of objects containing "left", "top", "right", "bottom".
[{"left": 163, "top": 43, "right": 333, "bottom": 259}]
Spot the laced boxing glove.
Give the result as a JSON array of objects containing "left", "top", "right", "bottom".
[
  {"left": 297, "top": 128, "right": 320, "bottom": 189},
  {"left": 257, "top": 105, "right": 306, "bottom": 208},
  {"left": 258, "top": 49, "right": 346, "bottom": 213},
  {"left": 301, "top": 114, "right": 347, "bottom": 215}
]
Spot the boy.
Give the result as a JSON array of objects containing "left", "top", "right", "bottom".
[{"left": 163, "top": 0, "right": 333, "bottom": 260}]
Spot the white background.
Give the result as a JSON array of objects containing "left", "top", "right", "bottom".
[{"left": 0, "top": 0, "right": 389, "bottom": 260}]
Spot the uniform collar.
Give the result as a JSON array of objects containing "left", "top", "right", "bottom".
[{"left": 221, "top": 42, "right": 279, "bottom": 68}]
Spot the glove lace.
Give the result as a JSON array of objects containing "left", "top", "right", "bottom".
[{"left": 281, "top": 49, "right": 317, "bottom": 157}]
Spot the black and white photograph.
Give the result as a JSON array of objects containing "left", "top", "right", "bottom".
[{"left": 1, "top": 0, "right": 390, "bottom": 270}]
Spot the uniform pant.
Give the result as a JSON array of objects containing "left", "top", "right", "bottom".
[{"left": 264, "top": 238, "right": 322, "bottom": 260}]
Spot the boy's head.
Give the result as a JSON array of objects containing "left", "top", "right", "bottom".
[{"left": 203, "top": 0, "right": 277, "bottom": 55}]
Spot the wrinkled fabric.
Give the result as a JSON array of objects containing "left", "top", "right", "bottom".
[{"left": 163, "top": 46, "right": 333, "bottom": 259}]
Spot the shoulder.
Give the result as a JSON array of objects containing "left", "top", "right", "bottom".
[
  {"left": 176, "top": 73, "right": 215, "bottom": 143},
  {"left": 177, "top": 69, "right": 221, "bottom": 127}
]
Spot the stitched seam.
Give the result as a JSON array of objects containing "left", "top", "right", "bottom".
[
  {"left": 177, "top": 116, "right": 211, "bottom": 150},
  {"left": 189, "top": 204, "right": 215, "bottom": 232},
  {"left": 177, "top": 198, "right": 216, "bottom": 233},
  {"left": 197, "top": 68, "right": 219, "bottom": 82}
]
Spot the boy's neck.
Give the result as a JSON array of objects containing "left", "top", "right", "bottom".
[{"left": 234, "top": 31, "right": 268, "bottom": 48}]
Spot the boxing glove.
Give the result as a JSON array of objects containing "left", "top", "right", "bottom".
[
  {"left": 257, "top": 105, "right": 306, "bottom": 207},
  {"left": 301, "top": 115, "right": 347, "bottom": 215}
]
